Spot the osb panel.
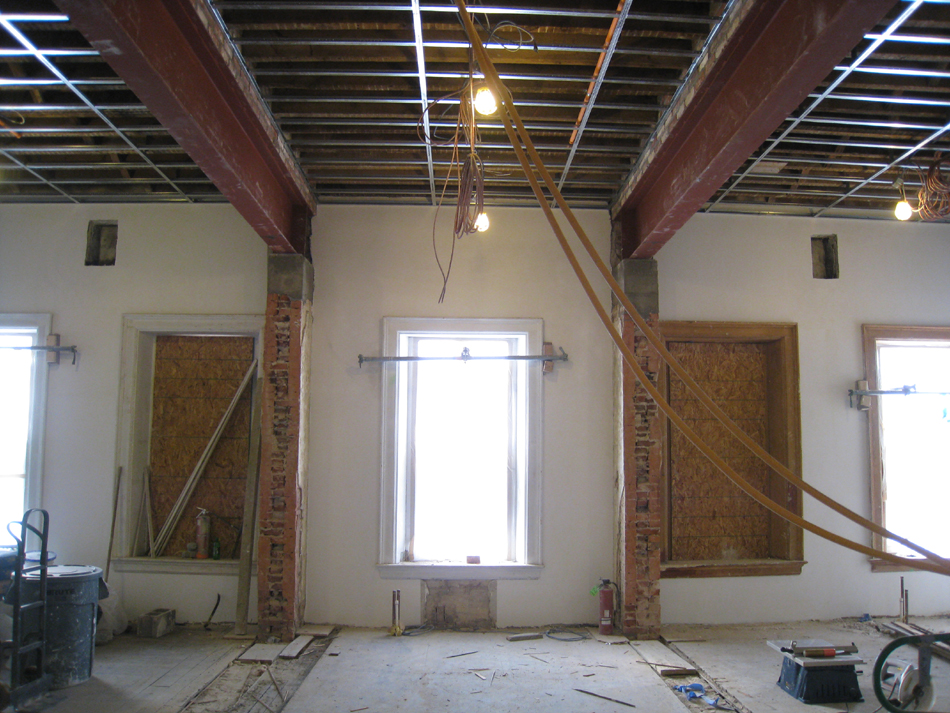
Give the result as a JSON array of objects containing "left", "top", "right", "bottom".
[
  {"left": 671, "top": 534, "right": 770, "bottom": 561},
  {"left": 668, "top": 341, "right": 770, "bottom": 561},
  {"left": 149, "top": 335, "right": 254, "bottom": 559}
]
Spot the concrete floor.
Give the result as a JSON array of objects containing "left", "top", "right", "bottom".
[{"left": 4, "top": 617, "right": 948, "bottom": 712}]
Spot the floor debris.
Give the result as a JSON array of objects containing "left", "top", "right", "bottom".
[
  {"left": 445, "top": 650, "right": 478, "bottom": 659},
  {"left": 574, "top": 687, "right": 636, "bottom": 707},
  {"left": 506, "top": 632, "right": 543, "bottom": 641}
]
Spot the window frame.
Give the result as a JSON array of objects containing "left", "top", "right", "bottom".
[
  {"left": 658, "top": 321, "right": 804, "bottom": 579},
  {"left": 0, "top": 313, "right": 51, "bottom": 526},
  {"left": 377, "top": 317, "right": 543, "bottom": 580},
  {"left": 112, "top": 314, "right": 263, "bottom": 574},
  {"left": 863, "top": 324, "right": 950, "bottom": 572}
]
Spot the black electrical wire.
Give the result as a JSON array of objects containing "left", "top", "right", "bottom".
[{"left": 544, "top": 627, "right": 592, "bottom": 642}]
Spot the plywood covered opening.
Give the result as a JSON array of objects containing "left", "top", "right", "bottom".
[
  {"left": 146, "top": 335, "right": 255, "bottom": 559},
  {"left": 659, "top": 322, "right": 804, "bottom": 578}
]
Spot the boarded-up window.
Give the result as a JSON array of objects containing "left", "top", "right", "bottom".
[
  {"left": 660, "top": 322, "right": 803, "bottom": 578},
  {"left": 148, "top": 335, "right": 254, "bottom": 558},
  {"left": 668, "top": 342, "right": 772, "bottom": 560}
]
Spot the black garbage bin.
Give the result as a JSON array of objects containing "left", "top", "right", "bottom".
[{"left": 22, "top": 565, "right": 108, "bottom": 689}]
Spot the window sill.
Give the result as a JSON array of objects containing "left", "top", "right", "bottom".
[
  {"left": 661, "top": 559, "right": 806, "bottom": 579},
  {"left": 377, "top": 563, "right": 543, "bottom": 580},
  {"left": 112, "top": 557, "right": 244, "bottom": 576},
  {"left": 869, "top": 558, "right": 920, "bottom": 573}
]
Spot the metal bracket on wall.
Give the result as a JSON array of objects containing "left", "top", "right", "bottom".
[
  {"left": 848, "top": 380, "right": 950, "bottom": 410},
  {"left": 0, "top": 334, "right": 78, "bottom": 365},
  {"left": 358, "top": 342, "right": 569, "bottom": 374}
]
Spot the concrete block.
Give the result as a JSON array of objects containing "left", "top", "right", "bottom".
[
  {"left": 267, "top": 253, "right": 314, "bottom": 301},
  {"left": 615, "top": 258, "right": 659, "bottom": 317},
  {"left": 137, "top": 608, "right": 176, "bottom": 638}
]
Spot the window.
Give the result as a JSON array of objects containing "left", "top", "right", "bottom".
[
  {"left": 0, "top": 314, "right": 51, "bottom": 547},
  {"left": 659, "top": 321, "right": 804, "bottom": 578},
  {"left": 864, "top": 325, "right": 950, "bottom": 568},
  {"left": 378, "top": 318, "right": 542, "bottom": 579}
]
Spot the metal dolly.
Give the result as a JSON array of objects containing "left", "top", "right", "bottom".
[{"left": 2, "top": 509, "right": 52, "bottom": 711}]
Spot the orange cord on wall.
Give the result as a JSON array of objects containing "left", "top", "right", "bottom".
[{"left": 454, "top": 0, "right": 950, "bottom": 577}]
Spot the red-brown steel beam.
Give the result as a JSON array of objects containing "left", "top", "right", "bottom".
[
  {"left": 54, "top": 0, "right": 316, "bottom": 255},
  {"left": 613, "top": 0, "right": 897, "bottom": 259}
]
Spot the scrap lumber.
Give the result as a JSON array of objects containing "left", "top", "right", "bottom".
[
  {"left": 238, "top": 644, "right": 285, "bottom": 664},
  {"left": 882, "top": 621, "right": 950, "bottom": 662},
  {"left": 297, "top": 624, "right": 335, "bottom": 637},
  {"left": 279, "top": 635, "right": 314, "bottom": 660},
  {"left": 234, "top": 377, "right": 262, "bottom": 635}
]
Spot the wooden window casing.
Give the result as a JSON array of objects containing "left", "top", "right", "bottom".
[
  {"left": 659, "top": 322, "right": 804, "bottom": 578},
  {"left": 863, "top": 324, "right": 950, "bottom": 572}
]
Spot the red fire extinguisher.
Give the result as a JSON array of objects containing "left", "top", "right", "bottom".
[{"left": 597, "top": 578, "right": 615, "bottom": 635}]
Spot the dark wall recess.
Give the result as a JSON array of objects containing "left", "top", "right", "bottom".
[
  {"left": 811, "top": 235, "right": 839, "bottom": 279},
  {"left": 85, "top": 220, "right": 118, "bottom": 266}
]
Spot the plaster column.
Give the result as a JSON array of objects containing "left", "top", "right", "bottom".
[
  {"left": 257, "top": 252, "right": 313, "bottom": 641},
  {"left": 614, "top": 258, "right": 662, "bottom": 638}
]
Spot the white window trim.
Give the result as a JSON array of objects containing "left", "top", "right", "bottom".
[
  {"left": 863, "top": 324, "right": 950, "bottom": 570},
  {"left": 377, "top": 317, "right": 543, "bottom": 580},
  {"left": 1, "top": 313, "right": 51, "bottom": 515},
  {"left": 115, "top": 314, "right": 264, "bottom": 564}
]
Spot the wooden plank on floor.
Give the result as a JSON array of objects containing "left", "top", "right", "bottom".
[
  {"left": 280, "top": 635, "right": 314, "bottom": 659},
  {"left": 297, "top": 624, "right": 334, "bottom": 637},
  {"left": 629, "top": 639, "right": 692, "bottom": 668},
  {"left": 238, "top": 643, "right": 285, "bottom": 664}
]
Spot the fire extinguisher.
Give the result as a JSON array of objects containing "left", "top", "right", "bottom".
[
  {"left": 597, "top": 578, "right": 615, "bottom": 635},
  {"left": 196, "top": 508, "right": 211, "bottom": 559}
]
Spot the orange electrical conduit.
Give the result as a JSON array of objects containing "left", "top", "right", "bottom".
[{"left": 454, "top": 0, "right": 950, "bottom": 577}]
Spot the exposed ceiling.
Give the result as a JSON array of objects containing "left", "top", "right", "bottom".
[{"left": 1, "top": 0, "right": 949, "bottom": 229}]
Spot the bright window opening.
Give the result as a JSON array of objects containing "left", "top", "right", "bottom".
[
  {"left": 379, "top": 318, "right": 542, "bottom": 573},
  {"left": 410, "top": 338, "right": 516, "bottom": 562},
  {"left": 878, "top": 341, "right": 950, "bottom": 559},
  {"left": 0, "top": 317, "right": 49, "bottom": 548}
]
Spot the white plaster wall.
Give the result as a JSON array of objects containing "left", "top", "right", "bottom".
[
  {"left": 5, "top": 200, "right": 944, "bottom": 628},
  {"left": 0, "top": 203, "right": 267, "bottom": 622},
  {"left": 308, "top": 205, "right": 616, "bottom": 628},
  {"left": 657, "top": 212, "right": 950, "bottom": 623}
]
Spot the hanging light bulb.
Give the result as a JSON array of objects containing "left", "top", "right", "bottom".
[
  {"left": 474, "top": 211, "right": 490, "bottom": 232},
  {"left": 895, "top": 199, "right": 913, "bottom": 221},
  {"left": 473, "top": 86, "right": 497, "bottom": 115}
]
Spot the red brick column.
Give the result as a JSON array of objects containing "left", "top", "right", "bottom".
[
  {"left": 257, "top": 290, "right": 311, "bottom": 641},
  {"left": 618, "top": 313, "right": 662, "bottom": 638}
]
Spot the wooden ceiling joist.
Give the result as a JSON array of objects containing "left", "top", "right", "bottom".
[
  {"left": 53, "top": 0, "right": 316, "bottom": 255},
  {"left": 612, "top": 0, "right": 899, "bottom": 259}
]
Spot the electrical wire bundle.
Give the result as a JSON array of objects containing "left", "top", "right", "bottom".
[
  {"left": 915, "top": 155, "right": 950, "bottom": 221},
  {"left": 417, "top": 14, "right": 534, "bottom": 303},
  {"left": 418, "top": 71, "right": 487, "bottom": 303}
]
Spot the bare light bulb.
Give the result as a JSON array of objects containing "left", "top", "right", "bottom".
[
  {"left": 473, "top": 86, "right": 497, "bottom": 115},
  {"left": 474, "top": 212, "right": 490, "bottom": 232},
  {"left": 895, "top": 200, "right": 913, "bottom": 221}
]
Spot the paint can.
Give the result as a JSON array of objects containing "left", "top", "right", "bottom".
[{"left": 22, "top": 565, "right": 108, "bottom": 689}]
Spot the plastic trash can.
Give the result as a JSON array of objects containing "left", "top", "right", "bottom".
[{"left": 22, "top": 565, "right": 107, "bottom": 689}]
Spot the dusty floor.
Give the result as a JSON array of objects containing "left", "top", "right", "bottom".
[
  {"left": 2, "top": 617, "right": 948, "bottom": 712},
  {"left": 663, "top": 616, "right": 950, "bottom": 713}
]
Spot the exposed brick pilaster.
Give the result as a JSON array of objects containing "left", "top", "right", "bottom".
[
  {"left": 618, "top": 314, "right": 662, "bottom": 638},
  {"left": 614, "top": 255, "right": 662, "bottom": 640},
  {"left": 257, "top": 288, "right": 311, "bottom": 641}
]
